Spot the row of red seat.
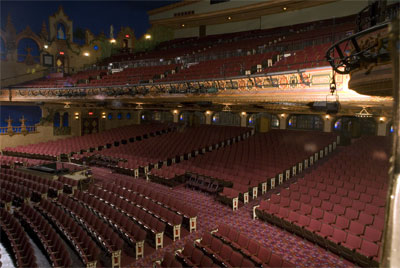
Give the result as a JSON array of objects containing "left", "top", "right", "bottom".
[
  {"left": 37, "top": 199, "right": 100, "bottom": 266},
  {"left": 56, "top": 194, "right": 124, "bottom": 266},
  {"left": 255, "top": 136, "right": 390, "bottom": 267},
  {"left": 0, "top": 155, "right": 51, "bottom": 167},
  {"left": 15, "top": 204, "right": 72, "bottom": 267},
  {"left": 112, "top": 177, "right": 198, "bottom": 232},
  {"left": 0, "top": 208, "right": 38, "bottom": 267},
  {"left": 97, "top": 125, "right": 251, "bottom": 172},
  {"left": 71, "top": 189, "right": 148, "bottom": 258},
  {"left": 4, "top": 123, "right": 175, "bottom": 159}
]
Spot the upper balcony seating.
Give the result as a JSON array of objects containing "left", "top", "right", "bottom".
[{"left": 15, "top": 16, "right": 355, "bottom": 89}]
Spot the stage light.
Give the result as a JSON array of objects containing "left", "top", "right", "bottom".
[{"left": 145, "top": 34, "right": 151, "bottom": 40}]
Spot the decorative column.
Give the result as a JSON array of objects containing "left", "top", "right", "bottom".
[
  {"left": 59, "top": 111, "right": 64, "bottom": 127},
  {"left": 377, "top": 117, "right": 388, "bottom": 136},
  {"left": 19, "top": 115, "right": 27, "bottom": 135},
  {"left": 5, "top": 116, "right": 13, "bottom": 135},
  {"left": 172, "top": 110, "right": 179, "bottom": 123},
  {"left": 323, "top": 115, "right": 332, "bottom": 132},
  {"left": 279, "top": 113, "right": 287, "bottom": 129},
  {"left": 240, "top": 112, "right": 247, "bottom": 127},
  {"left": 205, "top": 111, "right": 212, "bottom": 125}
]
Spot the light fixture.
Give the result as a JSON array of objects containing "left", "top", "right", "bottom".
[
  {"left": 136, "top": 104, "right": 143, "bottom": 110},
  {"left": 355, "top": 107, "right": 373, "bottom": 118},
  {"left": 88, "top": 111, "right": 94, "bottom": 116},
  {"left": 241, "top": 112, "right": 246, "bottom": 116},
  {"left": 144, "top": 34, "right": 151, "bottom": 40},
  {"left": 110, "top": 39, "right": 116, "bottom": 43},
  {"left": 75, "top": 116, "right": 79, "bottom": 120},
  {"left": 173, "top": 109, "right": 178, "bottom": 115},
  {"left": 379, "top": 117, "right": 385, "bottom": 122},
  {"left": 83, "top": 52, "right": 90, "bottom": 57},
  {"left": 74, "top": 112, "right": 79, "bottom": 116},
  {"left": 325, "top": 115, "right": 330, "bottom": 120},
  {"left": 44, "top": 45, "right": 48, "bottom": 49},
  {"left": 228, "top": 16, "right": 232, "bottom": 20},
  {"left": 181, "top": 24, "right": 185, "bottom": 27},
  {"left": 102, "top": 112, "right": 106, "bottom": 119},
  {"left": 125, "top": 34, "right": 130, "bottom": 38},
  {"left": 64, "top": 103, "right": 70, "bottom": 109},
  {"left": 205, "top": 111, "right": 211, "bottom": 115},
  {"left": 283, "top": 7, "right": 287, "bottom": 11},
  {"left": 59, "top": 51, "right": 64, "bottom": 55},
  {"left": 280, "top": 113, "right": 286, "bottom": 118}
]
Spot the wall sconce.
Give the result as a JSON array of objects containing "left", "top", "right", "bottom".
[
  {"left": 102, "top": 112, "right": 106, "bottom": 119},
  {"left": 83, "top": 52, "right": 90, "bottom": 57},
  {"left": 110, "top": 39, "right": 116, "bottom": 43},
  {"left": 280, "top": 113, "right": 286, "bottom": 118},
  {"left": 74, "top": 112, "right": 80, "bottom": 120},
  {"left": 241, "top": 112, "right": 247, "bottom": 116},
  {"left": 44, "top": 45, "right": 49, "bottom": 49},
  {"left": 325, "top": 115, "right": 330, "bottom": 120},
  {"left": 173, "top": 110, "right": 178, "bottom": 115},
  {"left": 379, "top": 117, "right": 385, "bottom": 122},
  {"left": 144, "top": 34, "right": 152, "bottom": 40},
  {"left": 205, "top": 111, "right": 211, "bottom": 115}
]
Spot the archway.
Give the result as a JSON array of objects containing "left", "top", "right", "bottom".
[
  {"left": 53, "top": 112, "right": 60, "bottom": 127},
  {"left": 211, "top": 112, "right": 240, "bottom": 126},
  {"left": 17, "top": 38, "right": 40, "bottom": 64},
  {"left": 248, "top": 112, "right": 280, "bottom": 131},
  {"left": 287, "top": 114, "right": 323, "bottom": 131},
  {"left": 179, "top": 111, "right": 205, "bottom": 126},
  {"left": 57, "top": 23, "right": 66, "bottom": 40}
]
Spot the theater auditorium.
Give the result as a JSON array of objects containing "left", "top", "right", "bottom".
[{"left": 0, "top": 0, "right": 399, "bottom": 267}]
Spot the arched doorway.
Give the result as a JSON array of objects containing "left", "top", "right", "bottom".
[{"left": 248, "top": 112, "right": 280, "bottom": 132}]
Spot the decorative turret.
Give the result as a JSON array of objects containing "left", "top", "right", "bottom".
[{"left": 40, "top": 20, "right": 49, "bottom": 41}]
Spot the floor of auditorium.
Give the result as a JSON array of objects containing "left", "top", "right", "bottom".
[{"left": 89, "top": 161, "right": 353, "bottom": 267}]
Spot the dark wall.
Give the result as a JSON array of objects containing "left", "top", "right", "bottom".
[{"left": 0, "top": 105, "right": 41, "bottom": 127}]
